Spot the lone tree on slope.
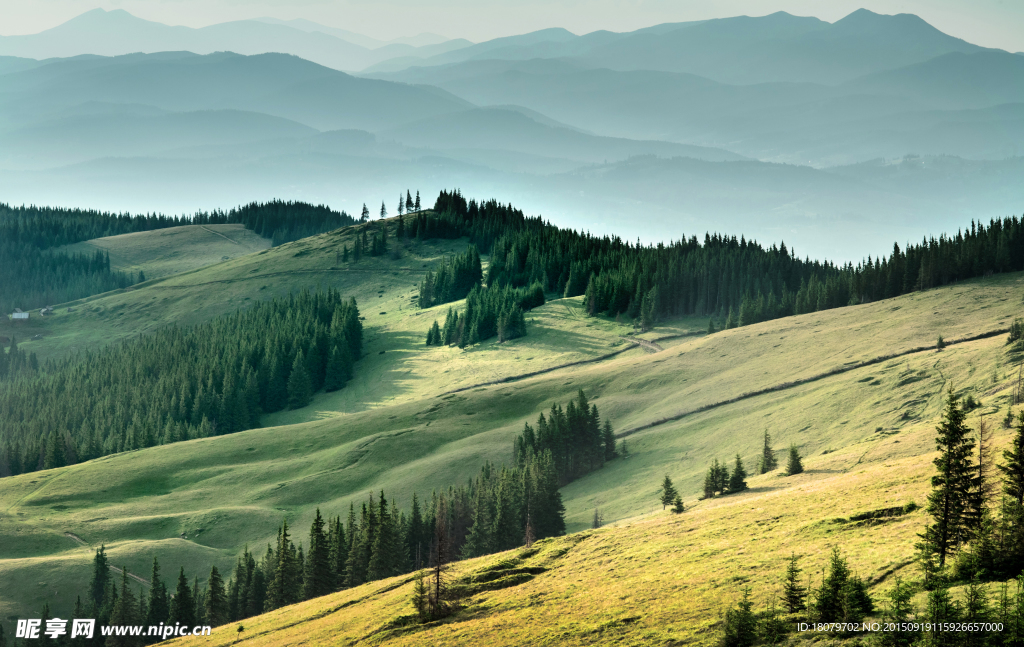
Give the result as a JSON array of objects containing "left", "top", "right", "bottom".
[
  {"left": 660, "top": 475, "right": 679, "bottom": 510},
  {"left": 786, "top": 445, "right": 804, "bottom": 476}
]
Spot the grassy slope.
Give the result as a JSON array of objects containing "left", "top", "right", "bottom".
[
  {"left": 57, "top": 224, "right": 273, "bottom": 281},
  {"left": 1, "top": 266, "right": 1022, "bottom": 633}
]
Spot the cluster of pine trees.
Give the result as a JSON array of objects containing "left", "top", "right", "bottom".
[
  {"left": 720, "top": 547, "right": 874, "bottom": 647},
  {"left": 41, "top": 450, "right": 568, "bottom": 643},
  {"left": 418, "top": 246, "right": 484, "bottom": 308},
  {"left": 0, "top": 336, "right": 38, "bottom": 383},
  {"left": 917, "top": 385, "right": 1024, "bottom": 586},
  {"left": 0, "top": 290, "right": 362, "bottom": 478},
  {"left": 215, "top": 453, "right": 565, "bottom": 620},
  {"left": 702, "top": 433, "right": 803, "bottom": 500},
  {"left": 424, "top": 282, "right": 543, "bottom": 347},
  {"left": 0, "top": 244, "right": 136, "bottom": 316},
  {"left": 393, "top": 190, "right": 423, "bottom": 217},
  {"left": 513, "top": 390, "right": 616, "bottom": 485},
  {"left": 0, "top": 200, "right": 354, "bottom": 313}
]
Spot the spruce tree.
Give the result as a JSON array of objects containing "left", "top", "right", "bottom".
[
  {"left": 146, "top": 557, "right": 169, "bottom": 627},
  {"left": 924, "top": 387, "right": 981, "bottom": 566},
  {"left": 106, "top": 569, "right": 140, "bottom": 647},
  {"left": 1000, "top": 411, "right": 1024, "bottom": 507},
  {"left": 660, "top": 475, "right": 679, "bottom": 509},
  {"left": 671, "top": 496, "right": 685, "bottom": 514},
  {"left": 759, "top": 430, "right": 778, "bottom": 474},
  {"left": 729, "top": 454, "right": 748, "bottom": 493},
  {"left": 89, "top": 545, "right": 111, "bottom": 613},
  {"left": 782, "top": 553, "right": 806, "bottom": 613},
  {"left": 304, "top": 509, "right": 332, "bottom": 600},
  {"left": 169, "top": 567, "right": 196, "bottom": 627},
  {"left": 602, "top": 420, "right": 616, "bottom": 460},
  {"left": 287, "top": 351, "right": 313, "bottom": 409},
  {"left": 205, "top": 566, "right": 228, "bottom": 627},
  {"left": 786, "top": 445, "right": 804, "bottom": 476}
]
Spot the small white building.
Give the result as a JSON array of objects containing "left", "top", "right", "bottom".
[{"left": 10, "top": 312, "right": 28, "bottom": 321}]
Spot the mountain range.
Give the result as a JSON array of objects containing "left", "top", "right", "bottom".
[{"left": 0, "top": 8, "right": 1021, "bottom": 261}]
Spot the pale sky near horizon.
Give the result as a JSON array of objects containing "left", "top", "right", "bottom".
[{"left": 1, "top": 0, "right": 1022, "bottom": 52}]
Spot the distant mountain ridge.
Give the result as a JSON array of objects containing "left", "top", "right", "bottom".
[
  {"left": 0, "top": 9, "right": 471, "bottom": 72},
  {"left": 366, "top": 9, "right": 990, "bottom": 84}
]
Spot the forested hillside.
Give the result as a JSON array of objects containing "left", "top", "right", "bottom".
[
  {"left": 0, "top": 290, "right": 362, "bottom": 477},
  {"left": 0, "top": 200, "right": 354, "bottom": 313},
  {"left": 423, "top": 190, "right": 1024, "bottom": 331}
]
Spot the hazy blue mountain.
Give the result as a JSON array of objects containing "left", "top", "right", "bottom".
[
  {"left": 0, "top": 9, "right": 467, "bottom": 72},
  {"left": 252, "top": 18, "right": 455, "bottom": 49},
  {"left": 0, "top": 56, "right": 43, "bottom": 75},
  {"left": 0, "top": 108, "right": 318, "bottom": 168},
  {"left": 0, "top": 52, "right": 472, "bottom": 132},
  {"left": 380, "top": 107, "right": 747, "bottom": 166},
  {"left": 367, "top": 9, "right": 986, "bottom": 83},
  {"left": 845, "top": 50, "right": 1024, "bottom": 109},
  {"left": 370, "top": 49, "right": 1023, "bottom": 165}
]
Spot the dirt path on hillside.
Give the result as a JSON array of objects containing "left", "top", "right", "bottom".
[
  {"left": 441, "top": 332, "right": 699, "bottom": 395},
  {"left": 614, "top": 327, "right": 1011, "bottom": 439},
  {"left": 200, "top": 225, "right": 243, "bottom": 246},
  {"left": 625, "top": 336, "right": 664, "bottom": 353}
]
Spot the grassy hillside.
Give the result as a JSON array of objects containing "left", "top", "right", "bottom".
[
  {"left": 57, "top": 224, "right": 272, "bottom": 280},
  {"left": 2, "top": 267, "right": 1022, "bottom": 633}
]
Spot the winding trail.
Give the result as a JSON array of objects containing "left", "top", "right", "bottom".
[
  {"left": 441, "top": 332, "right": 701, "bottom": 395},
  {"left": 614, "top": 327, "right": 1010, "bottom": 439}
]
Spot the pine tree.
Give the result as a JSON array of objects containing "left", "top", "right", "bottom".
[
  {"left": 660, "top": 475, "right": 679, "bottom": 509},
  {"left": 107, "top": 568, "right": 141, "bottom": 647},
  {"left": 924, "top": 387, "right": 981, "bottom": 566},
  {"left": 303, "top": 509, "right": 332, "bottom": 600},
  {"left": 205, "top": 566, "right": 228, "bottom": 627},
  {"left": 380, "top": 202, "right": 387, "bottom": 219},
  {"left": 146, "top": 557, "right": 169, "bottom": 627},
  {"left": 1000, "top": 411, "right": 1024, "bottom": 507},
  {"left": 782, "top": 553, "right": 806, "bottom": 613},
  {"left": 414, "top": 191, "right": 421, "bottom": 212},
  {"left": 169, "top": 567, "right": 196, "bottom": 627},
  {"left": 89, "top": 545, "right": 111, "bottom": 613},
  {"left": 287, "top": 351, "right": 313, "bottom": 409},
  {"left": 729, "top": 454, "right": 748, "bottom": 493},
  {"left": 720, "top": 588, "right": 758, "bottom": 647},
  {"left": 786, "top": 445, "right": 804, "bottom": 476},
  {"left": 707, "top": 318, "right": 716, "bottom": 334},
  {"left": 602, "top": 420, "right": 616, "bottom": 460},
  {"left": 759, "top": 430, "right": 778, "bottom": 474},
  {"left": 360, "top": 204, "right": 369, "bottom": 222},
  {"left": 671, "top": 496, "right": 685, "bottom": 514}
]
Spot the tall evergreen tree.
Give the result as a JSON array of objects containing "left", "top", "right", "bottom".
[
  {"left": 287, "top": 351, "right": 313, "bottom": 410},
  {"left": 89, "top": 545, "right": 111, "bottom": 613},
  {"left": 169, "top": 568, "right": 196, "bottom": 627},
  {"left": 1000, "top": 411, "right": 1024, "bottom": 508},
  {"left": 924, "top": 388, "right": 982, "bottom": 566},
  {"left": 146, "top": 557, "right": 169, "bottom": 627},
  {"left": 205, "top": 566, "right": 228, "bottom": 627},
  {"left": 782, "top": 553, "right": 806, "bottom": 613},
  {"left": 303, "top": 509, "right": 332, "bottom": 600},
  {"left": 759, "top": 430, "right": 778, "bottom": 474}
]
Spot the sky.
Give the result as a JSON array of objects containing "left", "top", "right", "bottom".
[{"left": 1, "top": 0, "right": 1022, "bottom": 51}]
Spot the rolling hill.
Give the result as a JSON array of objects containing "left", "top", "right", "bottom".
[{"left": 2, "top": 208, "right": 1024, "bottom": 641}]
